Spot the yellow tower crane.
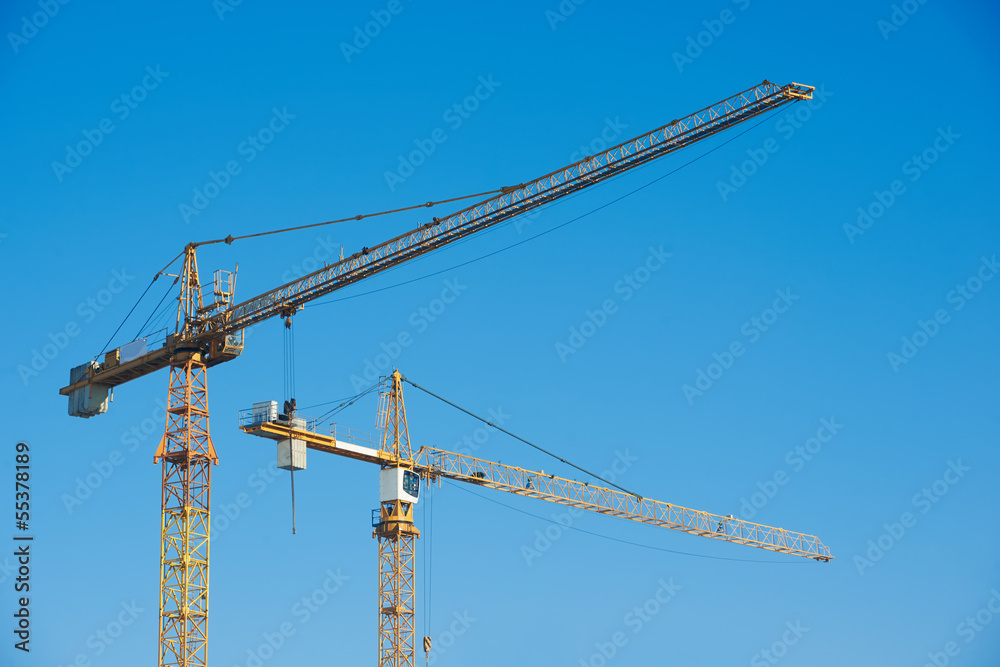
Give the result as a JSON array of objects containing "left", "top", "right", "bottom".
[
  {"left": 59, "top": 80, "right": 817, "bottom": 667},
  {"left": 239, "top": 370, "right": 832, "bottom": 666}
]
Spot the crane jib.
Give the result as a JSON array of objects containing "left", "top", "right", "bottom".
[
  {"left": 59, "top": 80, "right": 812, "bottom": 396},
  {"left": 213, "top": 81, "right": 812, "bottom": 336}
]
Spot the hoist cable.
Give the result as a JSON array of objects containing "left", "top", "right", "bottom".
[
  {"left": 403, "top": 376, "right": 643, "bottom": 499},
  {"left": 135, "top": 275, "right": 179, "bottom": 340},
  {"left": 313, "top": 383, "right": 380, "bottom": 424},
  {"left": 95, "top": 275, "right": 157, "bottom": 360},
  {"left": 193, "top": 188, "right": 508, "bottom": 248}
]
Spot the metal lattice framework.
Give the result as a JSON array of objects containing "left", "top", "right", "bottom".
[
  {"left": 374, "top": 501, "right": 419, "bottom": 667},
  {"left": 211, "top": 82, "right": 812, "bottom": 336},
  {"left": 240, "top": 362, "right": 832, "bottom": 663},
  {"left": 417, "top": 447, "right": 831, "bottom": 561},
  {"left": 59, "top": 81, "right": 814, "bottom": 400},
  {"left": 373, "top": 372, "right": 419, "bottom": 667},
  {"left": 154, "top": 351, "right": 217, "bottom": 667},
  {"left": 239, "top": 418, "right": 833, "bottom": 562},
  {"left": 378, "top": 372, "right": 412, "bottom": 460}
]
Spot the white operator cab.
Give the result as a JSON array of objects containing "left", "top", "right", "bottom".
[{"left": 379, "top": 467, "right": 420, "bottom": 504}]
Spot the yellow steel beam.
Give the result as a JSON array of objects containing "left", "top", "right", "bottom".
[
  {"left": 239, "top": 417, "right": 832, "bottom": 561},
  {"left": 373, "top": 501, "right": 419, "bottom": 667},
  {"left": 156, "top": 351, "right": 215, "bottom": 667},
  {"left": 240, "top": 420, "right": 392, "bottom": 466},
  {"left": 415, "top": 447, "right": 832, "bottom": 562}
]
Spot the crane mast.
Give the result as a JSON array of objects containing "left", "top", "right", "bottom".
[
  {"left": 57, "top": 80, "right": 818, "bottom": 667},
  {"left": 372, "top": 373, "right": 419, "bottom": 666}
]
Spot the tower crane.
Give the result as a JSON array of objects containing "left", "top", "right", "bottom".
[
  {"left": 58, "top": 80, "right": 817, "bottom": 667},
  {"left": 239, "top": 370, "right": 832, "bottom": 667}
]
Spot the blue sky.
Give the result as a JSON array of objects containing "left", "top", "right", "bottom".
[{"left": 2, "top": 1, "right": 999, "bottom": 665}]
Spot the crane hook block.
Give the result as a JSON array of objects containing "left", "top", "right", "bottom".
[{"left": 423, "top": 636, "right": 432, "bottom": 653}]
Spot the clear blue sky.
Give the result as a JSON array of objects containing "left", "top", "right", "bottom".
[{"left": 2, "top": 1, "right": 998, "bottom": 665}]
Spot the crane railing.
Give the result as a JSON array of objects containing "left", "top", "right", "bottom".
[
  {"left": 415, "top": 446, "right": 833, "bottom": 562},
  {"left": 208, "top": 81, "right": 813, "bottom": 336}
]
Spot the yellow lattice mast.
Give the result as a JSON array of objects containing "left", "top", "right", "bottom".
[
  {"left": 154, "top": 351, "right": 215, "bottom": 666},
  {"left": 152, "top": 245, "right": 220, "bottom": 667},
  {"left": 373, "top": 371, "right": 420, "bottom": 667}
]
